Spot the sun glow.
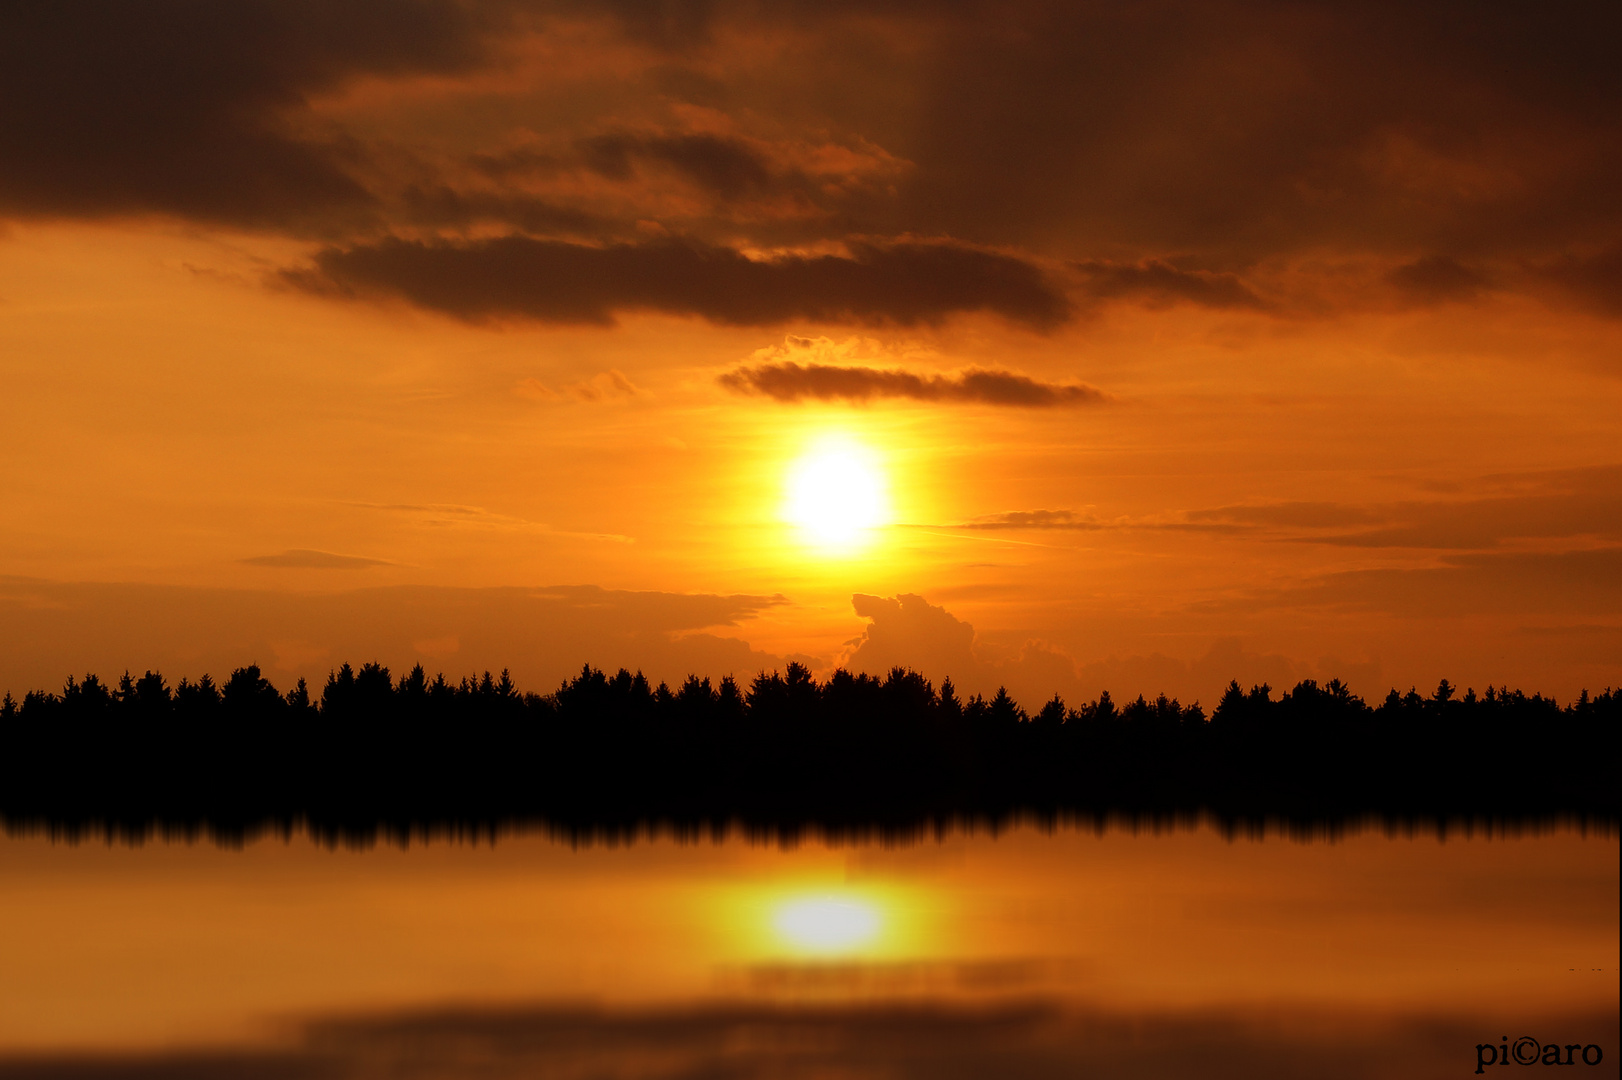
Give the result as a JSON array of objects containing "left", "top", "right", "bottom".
[
  {"left": 783, "top": 436, "right": 888, "bottom": 548},
  {"left": 772, "top": 895, "right": 883, "bottom": 953}
]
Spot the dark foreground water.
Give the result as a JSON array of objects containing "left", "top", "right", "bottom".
[{"left": 0, "top": 821, "right": 1614, "bottom": 1079}]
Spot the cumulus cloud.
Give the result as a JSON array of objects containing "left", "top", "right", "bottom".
[
  {"left": 844, "top": 593, "right": 979, "bottom": 679},
  {"left": 842, "top": 594, "right": 1155, "bottom": 708},
  {"left": 285, "top": 236, "right": 1071, "bottom": 328},
  {"left": 719, "top": 362, "right": 1105, "bottom": 406},
  {"left": 838, "top": 592, "right": 1085, "bottom": 707}
]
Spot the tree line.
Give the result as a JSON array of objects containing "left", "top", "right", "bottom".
[{"left": 1, "top": 662, "right": 1615, "bottom": 843}]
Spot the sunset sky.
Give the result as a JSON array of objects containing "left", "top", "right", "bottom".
[{"left": 2, "top": 0, "right": 1619, "bottom": 706}]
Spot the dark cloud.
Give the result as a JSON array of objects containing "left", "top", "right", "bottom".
[
  {"left": 0, "top": 1, "right": 504, "bottom": 230},
  {"left": 286, "top": 236, "right": 1071, "bottom": 328},
  {"left": 0, "top": 999, "right": 1580, "bottom": 1080},
  {"left": 889, "top": 3, "right": 1622, "bottom": 264},
  {"left": 1538, "top": 244, "right": 1622, "bottom": 317},
  {"left": 718, "top": 363, "right": 1104, "bottom": 406},
  {"left": 1385, "top": 256, "right": 1492, "bottom": 304},
  {"left": 451, "top": 124, "right": 908, "bottom": 248},
  {"left": 241, "top": 549, "right": 391, "bottom": 569},
  {"left": 579, "top": 132, "right": 776, "bottom": 197},
  {"left": 1075, "top": 260, "right": 1269, "bottom": 311},
  {"left": 4, "top": 2, "right": 1617, "bottom": 313},
  {"left": 398, "top": 185, "right": 609, "bottom": 237}
]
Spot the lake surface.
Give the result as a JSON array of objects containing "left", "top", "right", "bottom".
[{"left": 0, "top": 821, "right": 1614, "bottom": 1078}]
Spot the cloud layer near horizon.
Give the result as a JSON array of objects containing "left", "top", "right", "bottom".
[
  {"left": 0, "top": 582, "right": 785, "bottom": 699},
  {"left": 241, "top": 549, "right": 392, "bottom": 569},
  {"left": 0, "top": 582, "right": 1387, "bottom": 711}
]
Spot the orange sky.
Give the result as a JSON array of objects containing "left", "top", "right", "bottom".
[{"left": 2, "top": 2, "right": 1619, "bottom": 705}]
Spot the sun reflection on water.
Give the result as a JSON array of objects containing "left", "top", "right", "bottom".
[{"left": 772, "top": 895, "right": 882, "bottom": 953}]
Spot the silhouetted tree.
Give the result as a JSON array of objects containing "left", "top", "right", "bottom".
[{"left": 0, "top": 661, "right": 1614, "bottom": 843}]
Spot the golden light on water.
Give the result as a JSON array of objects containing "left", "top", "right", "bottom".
[
  {"left": 772, "top": 895, "right": 883, "bottom": 953},
  {"left": 718, "top": 876, "right": 921, "bottom": 964},
  {"left": 783, "top": 435, "right": 888, "bottom": 550}
]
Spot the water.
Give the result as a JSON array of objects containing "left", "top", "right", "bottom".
[{"left": 0, "top": 822, "right": 1614, "bottom": 1078}]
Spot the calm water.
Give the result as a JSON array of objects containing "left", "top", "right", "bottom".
[{"left": 0, "top": 822, "right": 1614, "bottom": 1078}]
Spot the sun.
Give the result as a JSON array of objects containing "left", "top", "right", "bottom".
[{"left": 783, "top": 436, "right": 888, "bottom": 547}]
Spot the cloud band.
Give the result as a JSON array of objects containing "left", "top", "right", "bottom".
[
  {"left": 719, "top": 362, "right": 1104, "bottom": 406},
  {"left": 286, "top": 236, "right": 1071, "bottom": 329}
]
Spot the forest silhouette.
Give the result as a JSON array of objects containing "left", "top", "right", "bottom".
[{"left": 1, "top": 663, "right": 1615, "bottom": 843}]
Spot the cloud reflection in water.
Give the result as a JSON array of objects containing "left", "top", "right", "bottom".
[{"left": 1, "top": 1002, "right": 1613, "bottom": 1080}]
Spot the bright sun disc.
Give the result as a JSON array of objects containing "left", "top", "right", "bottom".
[
  {"left": 773, "top": 896, "right": 882, "bottom": 952},
  {"left": 784, "top": 439, "right": 886, "bottom": 546}
]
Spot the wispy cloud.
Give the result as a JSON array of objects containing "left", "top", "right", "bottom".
[
  {"left": 1196, "top": 548, "right": 1622, "bottom": 617},
  {"left": 241, "top": 549, "right": 390, "bottom": 569},
  {"left": 720, "top": 363, "right": 1105, "bottom": 407},
  {"left": 1190, "top": 469, "right": 1622, "bottom": 549},
  {"left": 515, "top": 371, "right": 637, "bottom": 402},
  {"left": 349, "top": 502, "right": 635, "bottom": 544},
  {"left": 951, "top": 509, "right": 1241, "bottom": 533},
  {"left": 958, "top": 509, "right": 1104, "bottom": 529}
]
